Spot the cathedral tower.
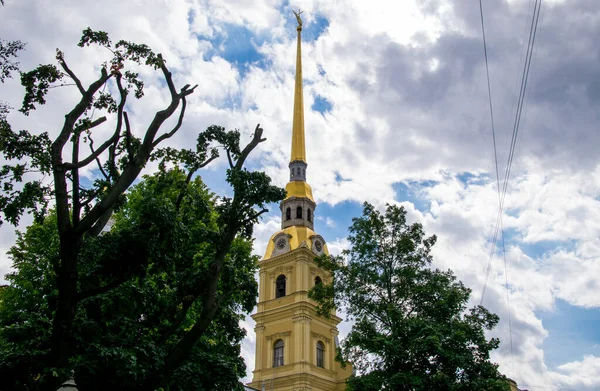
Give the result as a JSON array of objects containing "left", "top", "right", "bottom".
[{"left": 247, "top": 11, "right": 352, "bottom": 391}]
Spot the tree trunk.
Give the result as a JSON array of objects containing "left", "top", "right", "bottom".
[
  {"left": 49, "top": 230, "right": 80, "bottom": 368},
  {"left": 139, "top": 229, "right": 237, "bottom": 390}
]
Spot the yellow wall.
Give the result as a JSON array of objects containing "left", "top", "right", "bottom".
[{"left": 248, "top": 246, "right": 352, "bottom": 391}]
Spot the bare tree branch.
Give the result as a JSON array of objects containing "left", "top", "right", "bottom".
[
  {"left": 72, "top": 133, "right": 81, "bottom": 225},
  {"left": 174, "top": 154, "right": 219, "bottom": 211},
  {"left": 48, "top": 83, "right": 77, "bottom": 89},
  {"left": 51, "top": 66, "right": 111, "bottom": 240},
  {"left": 79, "top": 189, "right": 99, "bottom": 208},
  {"left": 87, "top": 207, "right": 114, "bottom": 237},
  {"left": 63, "top": 75, "right": 127, "bottom": 170},
  {"left": 123, "top": 112, "right": 134, "bottom": 162},
  {"left": 75, "top": 63, "right": 194, "bottom": 236},
  {"left": 158, "top": 54, "right": 177, "bottom": 97},
  {"left": 75, "top": 116, "right": 107, "bottom": 133},
  {"left": 226, "top": 149, "right": 234, "bottom": 169},
  {"left": 58, "top": 57, "right": 86, "bottom": 95},
  {"left": 234, "top": 123, "right": 266, "bottom": 170},
  {"left": 241, "top": 208, "right": 268, "bottom": 226},
  {"left": 153, "top": 95, "right": 187, "bottom": 147},
  {"left": 88, "top": 133, "right": 110, "bottom": 181}
]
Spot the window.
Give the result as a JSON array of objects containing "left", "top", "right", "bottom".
[
  {"left": 317, "top": 341, "right": 325, "bottom": 368},
  {"left": 286, "top": 207, "right": 291, "bottom": 220},
  {"left": 276, "top": 274, "right": 286, "bottom": 298},
  {"left": 296, "top": 206, "right": 302, "bottom": 219},
  {"left": 307, "top": 208, "right": 312, "bottom": 222},
  {"left": 315, "top": 276, "right": 322, "bottom": 286},
  {"left": 274, "top": 339, "right": 284, "bottom": 367}
]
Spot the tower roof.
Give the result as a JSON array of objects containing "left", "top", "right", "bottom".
[
  {"left": 290, "top": 12, "right": 306, "bottom": 163},
  {"left": 263, "top": 226, "right": 329, "bottom": 259},
  {"left": 285, "top": 181, "right": 314, "bottom": 201}
]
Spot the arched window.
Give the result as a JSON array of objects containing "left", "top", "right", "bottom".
[
  {"left": 307, "top": 208, "right": 312, "bottom": 222},
  {"left": 296, "top": 206, "right": 302, "bottom": 219},
  {"left": 286, "top": 207, "right": 291, "bottom": 220},
  {"left": 302, "top": 168, "right": 306, "bottom": 176},
  {"left": 316, "top": 341, "right": 325, "bottom": 368},
  {"left": 315, "top": 276, "right": 322, "bottom": 286},
  {"left": 273, "top": 339, "right": 284, "bottom": 367},
  {"left": 276, "top": 274, "right": 286, "bottom": 298}
]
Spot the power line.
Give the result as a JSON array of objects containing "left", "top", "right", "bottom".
[
  {"left": 480, "top": 0, "right": 542, "bottom": 305},
  {"left": 477, "top": 0, "right": 515, "bottom": 376},
  {"left": 512, "top": 2, "right": 546, "bottom": 167},
  {"left": 478, "top": 0, "right": 544, "bottom": 380},
  {"left": 478, "top": 5, "right": 544, "bottom": 385},
  {"left": 489, "top": 0, "right": 542, "bottom": 288},
  {"left": 500, "top": 0, "right": 542, "bottom": 206},
  {"left": 478, "top": 0, "right": 501, "bottom": 199}
]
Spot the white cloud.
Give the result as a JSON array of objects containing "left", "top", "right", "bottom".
[
  {"left": 324, "top": 216, "right": 335, "bottom": 227},
  {"left": 325, "top": 237, "right": 350, "bottom": 257}
]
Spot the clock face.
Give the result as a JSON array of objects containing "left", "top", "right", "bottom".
[
  {"left": 276, "top": 238, "right": 287, "bottom": 250},
  {"left": 314, "top": 240, "right": 323, "bottom": 252}
]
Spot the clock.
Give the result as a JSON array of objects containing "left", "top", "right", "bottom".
[
  {"left": 314, "top": 240, "right": 323, "bottom": 252},
  {"left": 276, "top": 237, "right": 287, "bottom": 250}
]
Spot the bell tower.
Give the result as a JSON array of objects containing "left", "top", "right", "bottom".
[{"left": 247, "top": 10, "right": 352, "bottom": 391}]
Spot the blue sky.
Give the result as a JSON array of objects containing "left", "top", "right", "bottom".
[
  {"left": 540, "top": 299, "right": 600, "bottom": 370},
  {"left": 1, "top": 0, "right": 600, "bottom": 389}
]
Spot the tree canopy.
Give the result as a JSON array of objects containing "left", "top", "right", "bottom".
[
  {"left": 0, "top": 27, "right": 285, "bottom": 390},
  {"left": 310, "top": 203, "right": 509, "bottom": 391},
  {"left": 0, "top": 168, "right": 272, "bottom": 390}
]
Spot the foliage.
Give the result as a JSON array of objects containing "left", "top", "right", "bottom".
[
  {"left": 0, "top": 38, "right": 25, "bottom": 83},
  {"left": 309, "top": 203, "right": 510, "bottom": 391},
  {"left": 0, "top": 27, "right": 285, "bottom": 390},
  {"left": 0, "top": 30, "right": 34, "bottom": 223},
  {"left": 0, "top": 111, "right": 52, "bottom": 225},
  {"left": 0, "top": 169, "right": 266, "bottom": 390}
]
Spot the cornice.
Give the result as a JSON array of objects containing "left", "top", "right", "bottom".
[
  {"left": 252, "top": 296, "right": 343, "bottom": 324},
  {"left": 260, "top": 246, "right": 315, "bottom": 267},
  {"left": 265, "top": 330, "right": 291, "bottom": 340},
  {"left": 250, "top": 370, "right": 341, "bottom": 389},
  {"left": 292, "top": 314, "right": 312, "bottom": 323},
  {"left": 311, "top": 331, "right": 332, "bottom": 344}
]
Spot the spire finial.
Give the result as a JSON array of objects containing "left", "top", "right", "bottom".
[
  {"left": 293, "top": 9, "right": 303, "bottom": 31},
  {"left": 290, "top": 9, "right": 306, "bottom": 164}
]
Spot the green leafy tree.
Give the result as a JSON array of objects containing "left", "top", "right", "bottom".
[
  {"left": 0, "top": 27, "right": 199, "bottom": 380},
  {"left": 0, "top": 167, "right": 282, "bottom": 390},
  {"left": 310, "top": 203, "right": 509, "bottom": 391},
  {"left": 0, "top": 38, "right": 24, "bottom": 83},
  {"left": 0, "top": 27, "right": 285, "bottom": 389}
]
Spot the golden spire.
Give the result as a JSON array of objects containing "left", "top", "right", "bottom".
[
  {"left": 285, "top": 10, "right": 313, "bottom": 202},
  {"left": 290, "top": 9, "right": 306, "bottom": 163}
]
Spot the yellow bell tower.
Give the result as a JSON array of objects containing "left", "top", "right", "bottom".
[{"left": 247, "top": 10, "right": 352, "bottom": 391}]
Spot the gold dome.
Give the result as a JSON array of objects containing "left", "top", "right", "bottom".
[{"left": 263, "top": 225, "right": 329, "bottom": 259}]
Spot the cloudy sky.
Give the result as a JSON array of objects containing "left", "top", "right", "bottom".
[{"left": 1, "top": 0, "right": 600, "bottom": 389}]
